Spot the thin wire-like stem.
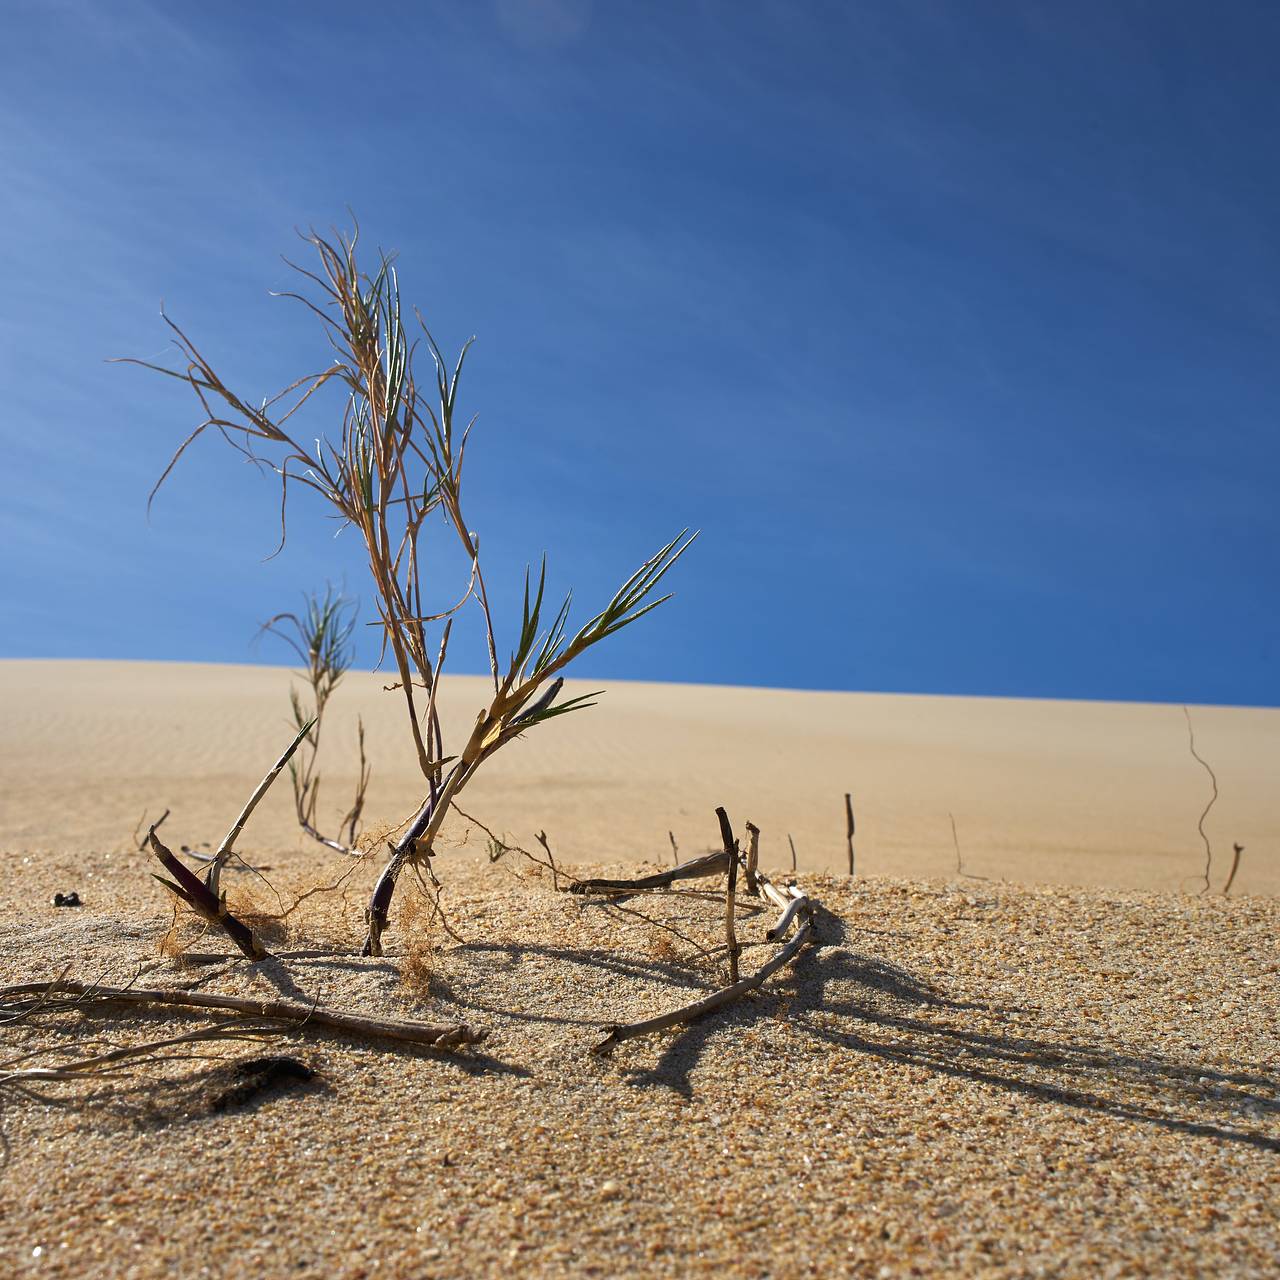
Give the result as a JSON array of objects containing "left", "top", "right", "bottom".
[
  {"left": 1183, "top": 706, "right": 1219, "bottom": 896},
  {"left": 206, "top": 718, "right": 315, "bottom": 898}
]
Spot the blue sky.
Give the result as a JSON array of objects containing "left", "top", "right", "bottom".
[{"left": 1, "top": 0, "right": 1277, "bottom": 704}]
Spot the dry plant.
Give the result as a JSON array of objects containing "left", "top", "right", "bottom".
[
  {"left": 583, "top": 806, "right": 817, "bottom": 1055},
  {"left": 123, "top": 220, "right": 695, "bottom": 959},
  {"left": 396, "top": 885, "right": 448, "bottom": 1000},
  {"left": 262, "top": 586, "right": 371, "bottom": 856},
  {"left": 1, "top": 1015, "right": 283, "bottom": 1091},
  {"left": 103, "top": 222, "right": 820, "bottom": 1064}
]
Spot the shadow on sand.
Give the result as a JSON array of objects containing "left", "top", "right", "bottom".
[{"left": 615, "top": 909, "right": 1280, "bottom": 1152}]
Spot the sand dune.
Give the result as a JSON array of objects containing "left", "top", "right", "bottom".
[
  {"left": 1, "top": 659, "right": 1275, "bottom": 893},
  {"left": 2, "top": 659, "right": 1277, "bottom": 1277}
]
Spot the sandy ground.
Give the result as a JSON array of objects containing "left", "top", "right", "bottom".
[
  {"left": 1, "top": 660, "right": 1277, "bottom": 1277},
  {"left": 1, "top": 659, "right": 1276, "bottom": 893}
]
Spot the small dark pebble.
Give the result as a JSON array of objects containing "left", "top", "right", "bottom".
[
  {"left": 210, "top": 1056, "right": 314, "bottom": 1112},
  {"left": 51, "top": 891, "right": 82, "bottom": 908}
]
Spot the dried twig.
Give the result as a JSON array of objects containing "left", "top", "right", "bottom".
[
  {"left": 277, "top": 853, "right": 369, "bottom": 921},
  {"left": 787, "top": 833, "right": 798, "bottom": 873},
  {"left": 135, "top": 807, "right": 170, "bottom": 851},
  {"left": 589, "top": 809, "right": 816, "bottom": 1056},
  {"left": 844, "top": 792, "right": 856, "bottom": 876},
  {"left": 534, "top": 830, "right": 562, "bottom": 892},
  {"left": 569, "top": 851, "right": 729, "bottom": 895},
  {"left": 1183, "top": 706, "right": 1219, "bottom": 895},
  {"left": 593, "top": 916, "right": 812, "bottom": 1056},
  {"left": 407, "top": 859, "right": 466, "bottom": 946},
  {"left": 453, "top": 804, "right": 559, "bottom": 887},
  {"left": 668, "top": 830, "right": 679, "bottom": 866},
  {"left": 948, "top": 813, "right": 988, "bottom": 882},
  {"left": 0, "top": 980, "right": 486, "bottom": 1050},
  {"left": 1223, "top": 843, "right": 1245, "bottom": 897},
  {"left": 764, "top": 889, "right": 809, "bottom": 942},
  {"left": 181, "top": 850, "right": 270, "bottom": 874},
  {"left": 716, "top": 808, "right": 747, "bottom": 977},
  {"left": 743, "top": 820, "right": 760, "bottom": 896},
  {"left": 717, "top": 807, "right": 740, "bottom": 983},
  {"left": 585, "top": 899, "right": 719, "bottom": 961}
]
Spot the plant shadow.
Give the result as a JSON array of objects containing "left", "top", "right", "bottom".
[{"left": 618, "top": 912, "right": 1280, "bottom": 1152}]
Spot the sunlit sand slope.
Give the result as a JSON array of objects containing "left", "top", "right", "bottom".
[{"left": 0, "top": 659, "right": 1275, "bottom": 893}]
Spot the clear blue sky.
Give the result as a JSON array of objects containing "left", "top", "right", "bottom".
[{"left": 1, "top": 1, "right": 1277, "bottom": 704}]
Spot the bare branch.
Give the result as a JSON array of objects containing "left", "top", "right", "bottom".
[
  {"left": 569, "top": 851, "right": 730, "bottom": 895},
  {"left": 0, "top": 980, "right": 486, "bottom": 1051}
]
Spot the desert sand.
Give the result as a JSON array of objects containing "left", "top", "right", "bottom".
[
  {"left": 1, "top": 659, "right": 1277, "bottom": 1278},
  {"left": 2, "top": 659, "right": 1276, "bottom": 893}
]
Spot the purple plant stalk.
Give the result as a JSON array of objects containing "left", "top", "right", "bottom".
[{"left": 148, "top": 828, "right": 266, "bottom": 961}]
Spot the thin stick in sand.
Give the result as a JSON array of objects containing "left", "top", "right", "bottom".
[
  {"left": 844, "top": 792, "right": 856, "bottom": 876},
  {"left": 717, "top": 807, "right": 740, "bottom": 984},
  {"left": 1223, "top": 843, "right": 1245, "bottom": 896},
  {"left": 743, "top": 820, "right": 760, "bottom": 895},
  {"left": 569, "top": 850, "right": 729, "bottom": 894},
  {"left": 593, "top": 845, "right": 813, "bottom": 1057}
]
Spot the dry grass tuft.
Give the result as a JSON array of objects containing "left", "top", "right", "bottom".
[
  {"left": 158, "top": 907, "right": 201, "bottom": 959},
  {"left": 646, "top": 933, "right": 681, "bottom": 965},
  {"left": 397, "top": 890, "right": 443, "bottom": 1000}
]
